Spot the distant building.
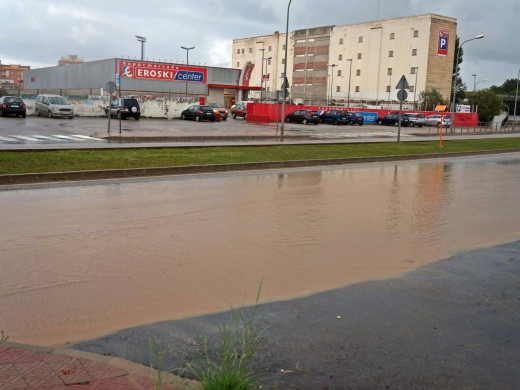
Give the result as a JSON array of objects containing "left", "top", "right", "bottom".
[
  {"left": 232, "top": 14, "right": 457, "bottom": 106},
  {"left": 0, "top": 61, "right": 30, "bottom": 92},
  {"left": 58, "top": 55, "right": 84, "bottom": 66}
]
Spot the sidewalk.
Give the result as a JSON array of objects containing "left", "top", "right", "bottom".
[{"left": 0, "top": 342, "right": 192, "bottom": 390}]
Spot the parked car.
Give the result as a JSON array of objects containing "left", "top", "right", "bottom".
[
  {"left": 424, "top": 114, "right": 451, "bottom": 128},
  {"left": 376, "top": 113, "right": 410, "bottom": 127},
  {"left": 406, "top": 113, "right": 425, "bottom": 127},
  {"left": 346, "top": 112, "right": 364, "bottom": 126},
  {"left": 181, "top": 105, "right": 216, "bottom": 122},
  {"left": 105, "top": 97, "right": 141, "bottom": 120},
  {"left": 208, "top": 102, "right": 228, "bottom": 120},
  {"left": 285, "top": 109, "right": 320, "bottom": 125},
  {"left": 319, "top": 109, "right": 350, "bottom": 125},
  {"left": 35, "top": 94, "right": 74, "bottom": 119},
  {"left": 231, "top": 101, "right": 248, "bottom": 119},
  {"left": 0, "top": 96, "right": 26, "bottom": 118}
]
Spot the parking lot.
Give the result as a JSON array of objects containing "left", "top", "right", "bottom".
[{"left": 0, "top": 115, "right": 440, "bottom": 148}]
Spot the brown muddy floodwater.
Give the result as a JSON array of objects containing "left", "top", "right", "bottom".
[{"left": 1, "top": 154, "right": 520, "bottom": 346}]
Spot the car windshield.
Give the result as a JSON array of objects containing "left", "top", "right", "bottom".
[
  {"left": 6, "top": 97, "right": 23, "bottom": 103},
  {"left": 48, "top": 97, "right": 70, "bottom": 105},
  {"left": 124, "top": 99, "right": 138, "bottom": 105},
  {"left": 309, "top": 111, "right": 318, "bottom": 115},
  {"left": 209, "top": 103, "right": 222, "bottom": 108},
  {"left": 201, "top": 107, "right": 213, "bottom": 112}
]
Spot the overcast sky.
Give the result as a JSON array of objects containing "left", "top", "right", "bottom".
[{"left": 1, "top": 0, "right": 518, "bottom": 89}]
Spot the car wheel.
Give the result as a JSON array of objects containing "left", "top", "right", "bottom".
[
  {"left": 134, "top": 116, "right": 140, "bottom": 121},
  {"left": 0, "top": 110, "right": 4, "bottom": 117},
  {"left": 418, "top": 124, "right": 423, "bottom": 128},
  {"left": 409, "top": 121, "right": 415, "bottom": 127},
  {"left": 36, "top": 109, "right": 40, "bottom": 117},
  {"left": 48, "top": 110, "right": 53, "bottom": 118},
  {"left": 181, "top": 113, "right": 186, "bottom": 120},
  {"left": 303, "top": 118, "right": 308, "bottom": 125},
  {"left": 359, "top": 122, "right": 363, "bottom": 126},
  {"left": 334, "top": 120, "right": 339, "bottom": 125},
  {"left": 232, "top": 113, "right": 236, "bottom": 119},
  {"left": 244, "top": 114, "right": 247, "bottom": 119},
  {"left": 195, "top": 115, "right": 200, "bottom": 122},
  {"left": 349, "top": 120, "right": 354, "bottom": 125},
  {"left": 117, "top": 111, "right": 122, "bottom": 120},
  {"left": 286, "top": 117, "right": 290, "bottom": 123},
  {"left": 394, "top": 121, "right": 399, "bottom": 126},
  {"left": 69, "top": 116, "right": 74, "bottom": 119},
  {"left": 377, "top": 119, "right": 382, "bottom": 125},
  {"left": 314, "top": 121, "right": 319, "bottom": 125},
  {"left": 210, "top": 118, "right": 215, "bottom": 122}
]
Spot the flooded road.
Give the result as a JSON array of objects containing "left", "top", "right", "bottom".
[{"left": 2, "top": 153, "right": 520, "bottom": 346}]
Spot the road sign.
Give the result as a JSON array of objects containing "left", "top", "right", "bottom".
[
  {"left": 395, "top": 75, "right": 410, "bottom": 90},
  {"left": 397, "top": 89, "right": 408, "bottom": 102},
  {"left": 105, "top": 81, "right": 116, "bottom": 94}
]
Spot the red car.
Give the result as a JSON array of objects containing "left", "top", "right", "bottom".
[{"left": 231, "top": 102, "right": 248, "bottom": 119}]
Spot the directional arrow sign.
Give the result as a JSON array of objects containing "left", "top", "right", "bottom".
[{"left": 395, "top": 75, "right": 410, "bottom": 90}]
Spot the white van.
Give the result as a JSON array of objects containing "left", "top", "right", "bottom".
[{"left": 35, "top": 94, "right": 74, "bottom": 119}]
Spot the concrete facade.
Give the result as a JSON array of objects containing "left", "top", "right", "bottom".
[{"left": 232, "top": 14, "right": 457, "bottom": 106}]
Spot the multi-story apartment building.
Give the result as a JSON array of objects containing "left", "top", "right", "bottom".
[
  {"left": 0, "top": 62, "right": 30, "bottom": 91},
  {"left": 232, "top": 14, "right": 457, "bottom": 106}
]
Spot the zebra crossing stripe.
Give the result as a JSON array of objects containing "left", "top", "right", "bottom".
[
  {"left": 0, "top": 136, "right": 18, "bottom": 142},
  {"left": 69, "top": 135, "right": 103, "bottom": 141},
  {"left": 11, "top": 135, "right": 41, "bottom": 141},
  {"left": 53, "top": 135, "right": 77, "bottom": 140}
]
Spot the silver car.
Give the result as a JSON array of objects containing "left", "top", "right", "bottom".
[
  {"left": 35, "top": 94, "right": 74, "bottom": 119},
  {"left": 424, "top": 114, "right": 451, "bottom": 128},
  {"left": 406, "top": 113, "right": 425, "bottom": 127}
]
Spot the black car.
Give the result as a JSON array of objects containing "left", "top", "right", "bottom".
[
  {"left": 0, "top": 96, "right": 26, "bottom": 118},
  {"left": 181, "top": 105, "right": 216, "bottom": 122},
  {"left": 286, "top": 109, "right": 320, "bottom": 125},
  {"left": 105, "top": 97, "right": 141, "bottom": 120},
  {"left": 376, "top": 113, "right": 410, "bottom": 127},
  {"left": 319, "top": 109, "right": 350, "bottom": 125}
]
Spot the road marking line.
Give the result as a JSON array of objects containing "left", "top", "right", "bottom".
[
  {"left": 10, "top": 135, "right": 41, "bottom": 141},
  {"left": 52, "top": 135, "right": 77, "bottom": 140},
  {"left": 70, "top": 135, "right": 103, "bottom": 141},
  {"left": 0, "top": 136, "right": 18, "bottom": 142}
]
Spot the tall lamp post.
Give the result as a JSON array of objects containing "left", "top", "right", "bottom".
[
  {"left": 280, "top": 0, "right": 293, "bottom": 137},
  {"left": 136, "top": 36, "right": 146, "bottom": 61},
  {"left": 258, "top": 47, "right": 265, "bottom": 101},
  {"left": 451, "top": 34, "right": 484, "bottom": 126},
  {"left": 514, "top": 68, "right": 520, "bottom": 131},
  {"left": 181, "top": 46, "right": 195, "bottom": 99},
  {"left": 475, "top": 79, "right": 487, "bottom": 90},
  {"left": 472, "top": 73, "right": 477, "bottom": 92},
  {"left": 328, "top": 64, "right": 337, "bottom": 105},
  {"left": 413, "top": 67, "right": 419, "bottom": 109},
  {"left": 346, "top": 59, "right": 353, "bottom": 108}
]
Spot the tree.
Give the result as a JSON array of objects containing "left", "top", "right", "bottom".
[
  {"left": 490, "top": 78, "right": 518, "bottom": 96},
  {"left": 468, "top": 89, "right": 504, "bottom": 122},
  {"left": 0, "top": 87, "right": 8, "bottom": 97},
  {"left": 419, "top": 89, "right": 448, "bottom": 111},
  {"left": 451, "top": 36, "right": 467, "bottom": 103}
]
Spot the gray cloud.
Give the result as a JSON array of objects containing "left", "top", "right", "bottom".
[{"left": 1, "top": 0, "right": 518, "bottom": 87}]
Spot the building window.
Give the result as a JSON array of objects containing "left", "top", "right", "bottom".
[
  {"left": 358, "top": 36, "right": 363, "bottom": 43},
  {"left": 411, "top": 67, "right": 417, "bottom": 74},
  {"left": 387, "top": 68, "right": 392, "bottom": 75},
  {"left": 339, "top": 38, "right": 344, "bottom": 44},
  {"left": 282, "top": 44, "right": 286, "bottom": 50},
  {"left": 237, "top": 62, "right": 240, "bottom": 67},
  {"left": 355, "top": 86, "right": 360, "bottom": 92},
  {"left": 413, "top": 30, "right": 419, "bottom": 37},
  {"left": 356, "top": 69, "right": 361, "bottom": 76},
  {"left": 268, "top": 46, "right": 272, "bottom": 51},
  {"left": 386, "top": 85, "right": 391, "bottom": 92},
  {"left": 357, "top": 53, "right": 362, "bottom": 59},
  {"left": 409, "top": 86, "right": 415, "bottom": 92},
  {"left": 389, "top": 51, "right": 394, "bottom": 57},
  {"left": 248, "top": 48, "right": 252, "bottom": 53},
  {"left": 412, "top": 49, "right": 417, "bottom": 56},
  {"left": 336, "top": 86, "right": 341, "bottom": 92},
  {"left": 338, "top": 54, "right": 343, "bottom": 60},
  {"left": 241, "top": 49, "right": 244, "bottom": 54},
  {"left": 390, "top": 33, "right": 395, "bottom": 40},
  {"left": 237, "top": 49, "right": 240, "bottom": 54},
  {"left": 337, "top": 70, "right": 342, "bottom": 76},
  {"left": 268, "top": 59, "right": 272, "bottom": 65},
  {"left": 282, "top": 59, "right": 285, "bottom": 64}
]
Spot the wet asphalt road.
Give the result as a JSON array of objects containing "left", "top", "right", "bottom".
[{"left": 71, "top": 241, "right": 520, "bottom": 390}]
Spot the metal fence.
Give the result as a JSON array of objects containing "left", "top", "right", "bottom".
[{"left": 427, "top": 122, "right": 520, "bottom": 135}]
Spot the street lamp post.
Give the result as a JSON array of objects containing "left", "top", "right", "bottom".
[
  {"left": 181, "top": 46, "right": 195, "bottom": 100},
  {"left": 135, "top": 36, "right": 146, "bottom": 61},
  {"left": 413, "top": 67, "right": 419, "bottom": 109},
  {"left": 258, "top": 48, "right": 265, "bottom": 101},
  {"left": 472, "top": 74, "right": 477, "bottom": 92},
  {"left": 451, "top": 34, "right": 484, "bottom": 127},
  {"left": 514, "top": 68, "right": 520, "bottom": 131},
  {"left": 346, "top": 59, "right": 353, "bottom": 108},
  {"left": 328, "top": 64, "right": 337, "bottom": 105},
  {"left": 280, "top": 0, "right": 293, "bottom": 137},
  {"left": 475, "top": 79, "right": 487, "bottom": 90}
]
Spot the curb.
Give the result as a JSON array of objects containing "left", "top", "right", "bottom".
[{"left": 1, "top": 148, "right": 520, "bottom": 185}]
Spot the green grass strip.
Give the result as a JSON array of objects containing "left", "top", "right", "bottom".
[{"left": 1, "top": 138, "right": 520, "bottom": 175}]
